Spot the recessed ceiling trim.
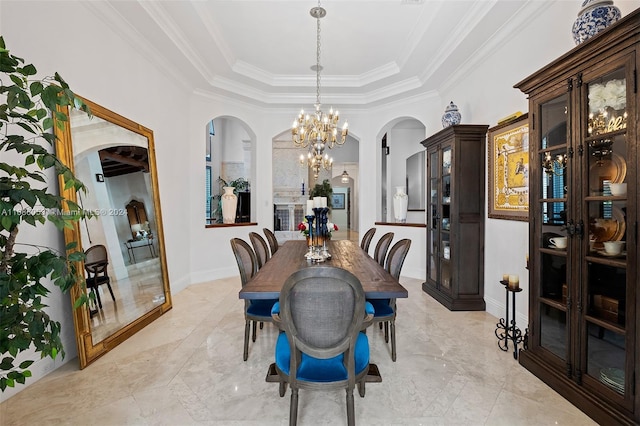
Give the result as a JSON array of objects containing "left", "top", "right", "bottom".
[
  {"left": 81, "top": 2, "right": 194, "bottom": 93},
  {"left": 395, "top": 0, "right": 444, "bottom": 70},
  {"left": 232, "top": 59, "right": 401, "bottom": 88},
  {"left": 192, "top": 1, "right": 236, "bottom": 70},
  {"left": 438, "top": 0, "right": 550, "bottom": 94},
  {"left": 139, "top": 1, "right": 217, "bottom": 83}
]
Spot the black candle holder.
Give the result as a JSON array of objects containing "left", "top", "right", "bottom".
[
  {"left": 304, "top": 214, "right": 315, "bottom": 259},
  {"left": 310, "top": 207, "right": 331, "bottom": 261},
  {"left": 495, "top": 280, "right": 524, "bottom": 359}
]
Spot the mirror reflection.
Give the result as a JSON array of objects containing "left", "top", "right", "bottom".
[{"left": 59, "top": 101, "right": 171, "bottom": 365}]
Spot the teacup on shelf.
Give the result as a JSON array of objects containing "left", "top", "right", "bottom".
[
  {"left": 609, "top": 183, "right": 627, "bottom": 196},
  {"left": 549, "top": 236, "right": 567, "bottom": 249},
  {"left": 603, "top": 241, "right": 625, "bottom": 255}
]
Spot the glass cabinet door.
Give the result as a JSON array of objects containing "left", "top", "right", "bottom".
[
  {"left": 440, "top": 147, "right": 452, "bottom": 292},
  {"left": 427, "top": 148, "right": 438, "bottom": 284},
  {"left": 581, "top": 66, "right": 629, "bottom": 400},
  {"left": 536, "top": 92, "right": 569, "bottom": 362},
  {"left": 426, "top": 145, "right": 452, "bottom": 294}
]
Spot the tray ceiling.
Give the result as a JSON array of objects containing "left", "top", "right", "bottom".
[{"left": 85, "top": 0, "right": 543, "bottom": 107}]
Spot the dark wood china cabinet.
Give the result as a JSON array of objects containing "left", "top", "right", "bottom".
[
  {"left": 515, "top": 9, "right": 639, "bottom": 424},
  {"left": 421, "top": 125, "right": 488, "bottom": 311}
]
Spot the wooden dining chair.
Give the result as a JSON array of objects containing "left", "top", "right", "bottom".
[
  {"left": 359, "top": 227, "right": 376, "bottom": 254},
  {"left": 271, "top": 266, "right": 374, "bottom": 426},
  {"left": 249, "top": 232, "right": 271, "bottom": 269},
  {"left": 263, "top": 228, "right": 279, "bottom": 256},
  {"left": 368, "top": 238, "right": 411, "bottom": 362},
  {"left": 230, "top": 238, "right": 277, "bottom": 361},
  {"left": 373, "top": 232, "right": 394, "bottom": 267},
  {"left": 84, "top": 244, "right": 116, "bottom": 311}
]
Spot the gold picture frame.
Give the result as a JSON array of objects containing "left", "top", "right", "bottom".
[{"left": 488, "top": 113, "right": 529, "bottom": 221}]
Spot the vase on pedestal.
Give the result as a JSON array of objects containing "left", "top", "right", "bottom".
[
  {"left": 221, "top": 186, "right": 238, "bottom": 224},
  {"left": 572, "top": 0, "right": 621, "bottom": 45},
  {"left": 393, "top": 186, "right": 408, "bottom": 223}
]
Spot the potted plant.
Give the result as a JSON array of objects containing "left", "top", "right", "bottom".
[
  {"left": 0, "top": 37, "right": 90, "bottom": 391},
  {"left": 217, "top": 176, "right": 249, "bottom": 194},
  {"left": 309, "top": 179, "right": 333, "bottom": 208}
]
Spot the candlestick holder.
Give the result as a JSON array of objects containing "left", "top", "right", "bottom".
[
  {"left": 310, "top": 207, "right": 331, "bottom": 262},
  {"left": 304, "top": 214, "right": 315, "bottom": 259},
  {"left": 495, "top": 280, "right": 524, "bottom": 359}
]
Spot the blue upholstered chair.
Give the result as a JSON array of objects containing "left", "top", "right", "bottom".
[
  {"left": 368, "top": 238, "right": 411, "bottom": 362},
  {"left": 230, "top": 238, "right": 277, "bottom": 361},
  {"left": 271, "top": 266, "right": 374, "bottom": 426}
]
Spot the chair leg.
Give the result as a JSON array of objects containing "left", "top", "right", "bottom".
[
  {"left": 384, "top": 322, "right": 389, "bottom": 343},
  {"left": 289, "top": 388, "right": 299, "bottom": 426},
  {"left": 105, "top": 283, "right": 116, "bottom": 301},
  {"left": 279, "top": 380, "right": 287, "bottom": 397},
  {"left": 357, "top": 380, "right": 365, "bottom": 397},
  {"left": 243, "top": 321, "right": 250, "bottom": 361},
  {"left": 93, "top": 287, "right": 103, "bottom": 309},
  {"left": 346, "top": 388, "right": 355, "bottom": 426},
  {"left": 252, "top": 320, "right": 257, "bottom": 342},
  {"left": 391, "top": 320, "right": 397, "bottom": 362},
  {"left": 260, "top": 321, "right": 264, "bottom": 329}
]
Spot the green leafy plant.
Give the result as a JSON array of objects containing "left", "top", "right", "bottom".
[
  {"left": 309, "top": 179, "right": 333, "bottom": 208},
  {"left": 218, "top": 176, "right": 249, "bottom": 194},
  {"left": 0, "top": 36, "right": 91, "bottom": 391}
]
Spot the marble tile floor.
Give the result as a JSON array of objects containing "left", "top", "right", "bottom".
[{"left": 0, "top": 276, "right": 596, "bottom": 425}]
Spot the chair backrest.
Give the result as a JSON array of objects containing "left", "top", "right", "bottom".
[
  {"left": 373, "top": 232, "right": 394, "bottom": 267},
  {"left": 279, "top": 266, "right": 365, "bottom": 361},
  {"left": 385, "top": 239, "right": 411, "bottom": 280},
  {"left": 263, "top": 228, "right": 279, "bottom": 256},
  {"left": 360, "top": 227, "right": 376, "bottom": 253},
  {"left": 84, "top": 245, "right": 109, "bottom": 275},
  {"left": 230, "top": 238, "right": 258, "bottom": 286},
  {"left": 249, "top": 232, "right": 270, "bottom": 269}
]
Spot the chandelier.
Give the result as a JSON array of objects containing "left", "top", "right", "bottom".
[{"left": 293, "top": 1, "right": 348, "bottom": 180}]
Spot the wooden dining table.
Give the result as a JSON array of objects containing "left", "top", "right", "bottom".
[{"left": 239, "top": 239, "right": 408, "bottom": 300}]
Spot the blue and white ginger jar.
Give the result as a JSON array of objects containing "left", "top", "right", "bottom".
[
  {"left": 572, "top": 0, "right": 621, "bottom": 45},
  {"left": 441, "top": 101, "right": 462, "bottom": 128}
]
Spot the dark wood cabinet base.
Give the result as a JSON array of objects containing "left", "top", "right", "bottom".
[
  {"left": 519, "top": 350, "right": 635, "bottom": 425},
  {"left": 422, "top": 282, "right": 486, "bottom": 311}
]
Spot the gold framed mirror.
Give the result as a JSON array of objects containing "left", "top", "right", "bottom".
[{"left": 55, "top": 97, "right": 172, "bottom": 368}]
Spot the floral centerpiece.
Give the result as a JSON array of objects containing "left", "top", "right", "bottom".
[{"left": 298, "top": 218, "right": 338, "bottom": 239}]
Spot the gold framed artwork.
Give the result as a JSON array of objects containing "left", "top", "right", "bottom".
[{"left": 488, "top": 113, "right": 529, "bottom": 221}]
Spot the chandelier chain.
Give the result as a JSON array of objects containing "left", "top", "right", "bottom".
[
  {"left": 292, "top": 0, "right": 348, "bottom": 181},
  {"left": 316, "top": 12, "right": 321, "bottom": 107}
]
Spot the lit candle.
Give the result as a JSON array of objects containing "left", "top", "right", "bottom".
[
  {"left": 306, "top": 200, "right": 314, "bottom": 216},
  {"left": 508, "top": 274, "right": 519, "bottom": 290},
  {"left": 502, "top": 274, "right": 509, "bottom": 283}
]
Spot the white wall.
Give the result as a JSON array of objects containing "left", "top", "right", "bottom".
[
  {"left": 2, "top": 0, "right": 638, "bottom": 401},
  {"left": 0, "top": 1, "right": 191, "bottom": 401}
]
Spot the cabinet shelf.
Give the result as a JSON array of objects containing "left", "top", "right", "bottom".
[
  {"left": 584, "top": 128, "right": 627, "bottom": 143},
  {"left": 585, "top": 195, "right": 627, "bottom": 201},
  {"left": 540, "top": 296, "right": 567, "bottom": 311},
  {"left": 585, "top": 314, "right": 625, "bottom": 335}
]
